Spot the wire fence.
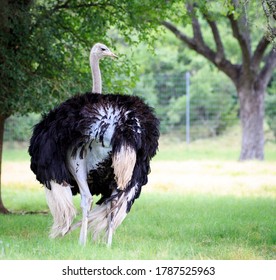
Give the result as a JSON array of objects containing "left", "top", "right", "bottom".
[
  {"left": 4, "top": 72, "right": 239, "bottom": 144},
  {"left": 133, "top": 72, "right": 239, "bottom": 142}
]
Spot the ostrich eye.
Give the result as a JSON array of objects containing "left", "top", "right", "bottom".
[{"left": 101, "top": 47, "right": 107, "bottom": 51}]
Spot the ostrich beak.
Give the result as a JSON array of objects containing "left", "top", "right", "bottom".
[{"left": 109, "top": 52, "right": 118, "bottom": 59}]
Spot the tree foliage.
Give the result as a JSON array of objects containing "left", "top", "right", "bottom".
[
  {"left": 1, "top": 0, "right": 274, "bottom": 140},
  {"left": 0, "top": 0, "right": 154, "bottom": 116},
  {"left": 0, "top": 0, "right": 173, "bottom": 213},
  {"left": 0, "top": 0, "right": 276, "bottom": 213},
  {"left": 262, "top": 0, "right": 276, "bottom": 45}
]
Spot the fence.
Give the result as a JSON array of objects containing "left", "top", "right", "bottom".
[
  {"left": 4, "top": 72, "right": 239, "bottom": 143},
  {"left": 133, "top": 72, "right": 238, "bottom": 142}
]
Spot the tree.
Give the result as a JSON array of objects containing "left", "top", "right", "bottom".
[
  {"left": 0, "top": 0, "right": 87, "bottom": 213},
  {"left": 0, "top": 0, "right": 172, "bottom": 213},
  {"left": 1, "top": 0, "right": 274, "bottom": 213},
  {"left": 162, "top": 0, "right": 276, "bottom": 160}
]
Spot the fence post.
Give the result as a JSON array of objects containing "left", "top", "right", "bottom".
[{"left": 186, "top": 71, "right": 190, "bottom": 144}]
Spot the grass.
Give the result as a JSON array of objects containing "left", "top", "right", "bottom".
[
  {"left": 155, "top": 126, "right": 276, "bottom": 161},
  {"left": 0, "top": 128, "right": 276, "bottom": 259},
  {"left": 0, "top": 193, "right": 275, "bottom": 260}
]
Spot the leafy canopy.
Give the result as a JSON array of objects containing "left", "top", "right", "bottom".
[
  {"left": 0, "top": 0, "right": 173, "bottom": 116},
  {"left": 0, "top": 0, "right": 274, "bottom": 117}
]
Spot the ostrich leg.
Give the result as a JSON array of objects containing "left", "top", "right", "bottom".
[
  {"left": 67, "top": 152, "right": 92, "bottom": 246},
  {"left": 78, "top": 181, "right": 93, "bottom": 245},
  {"left": 107, "top": 197, "right": 117, "bottom": 247}
]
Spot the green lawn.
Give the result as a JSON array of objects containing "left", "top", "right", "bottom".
[
  {"left": 1, "top": 132, "right": 276, "bottom": 259},
  {"left": 0, "top": 193, "right": 275, "bottom": 260}
]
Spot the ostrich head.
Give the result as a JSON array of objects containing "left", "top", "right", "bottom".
[
  {"left": 90, "top": 43, "right": 117, "bottom": 94},
  {"left": 90, "top": 43, "right": 118, "bottom": 60}
]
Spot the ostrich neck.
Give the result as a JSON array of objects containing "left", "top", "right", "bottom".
[{"left": 91, "top": 57, "right": 102, "bottom": 94}]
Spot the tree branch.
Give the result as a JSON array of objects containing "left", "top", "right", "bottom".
[
  {"left": 227, "top": 12, "right": 251, "bottom": 71},
  {"left": 205, "top": 18, "right": 225, "bottom": 64},
  {"left": 162, "top": 20, "right": 239, "bottom": 83},
  {"left": 262, "top": 0, "right": 276, "bottom": 45},
  {"left": 162, "top": 20, "right": 196, "bottom": 50},
  {"left": 162, "top": 20, "right": 215, "bottom": 62},
  {"left": 258, "top": 49, "right": 276, "bottom": 90},
  {"left": 252, "top": 35, "right": 271, "bottom": 70},
  {"left": 186, "top": 3, "right": 205, "bottom": 45},
  {"left": 262, "top": 0, "right": 276, "bottom": 21}
]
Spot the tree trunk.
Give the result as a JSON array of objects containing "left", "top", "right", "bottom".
[
  {"left": 0, "top": 115, "right": 9, "bottom": 214},
  {"left": 238, "top": 86, "right": 265, "bottom": 160}
]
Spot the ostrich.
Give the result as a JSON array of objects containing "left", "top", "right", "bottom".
[{"left": 29, "top": 43, "right": 159, "bottom": 246}]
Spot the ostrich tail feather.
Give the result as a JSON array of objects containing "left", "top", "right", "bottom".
[
  {"left": 87, "top": 188, "right": 136, "bottom": 242},
  {"left": 112, "top": 145, "right": 136, "bottom": 190}
]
